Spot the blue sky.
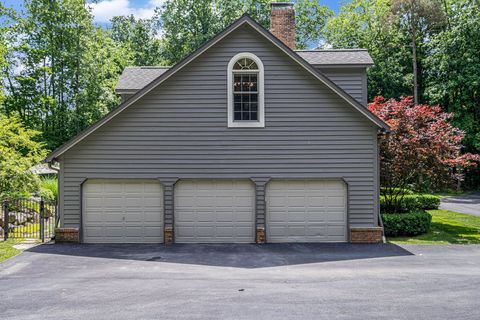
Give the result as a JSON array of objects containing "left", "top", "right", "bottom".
[{"left": 2, "top": 0, "right": 343, "bottom": 24}]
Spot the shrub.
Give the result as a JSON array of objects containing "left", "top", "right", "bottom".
[
  {"left": 370, "top": 97, "right": 480, "bottom": 193},
  {"left": 0, "top": 115, "right": 47, "bottom": 199},
  {"left": 382, "top": 211, "right": 432, "bottom": 237},
  {"left": 416, "top": 195, "right": 440, "bottom": 210},
  {"left": 380, "top": 195, "right": 416, "bottom": 213},
  {"left": 380, "top": 194, "right": 440, "bottom": 213},
  {"left": 38, "top": 177, "right": 58, "bottom": 202},
  {"left": 380, "top": 187, "right": 414, "bottom": 195}
]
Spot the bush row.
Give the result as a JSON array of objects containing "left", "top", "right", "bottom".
[
  {"left": 380, "top": 187, "right": 414, "bottom": 195},
  {"left": 380, "top": 194, "right": 440, "bottom": 213},
  {"left": 382, "top": 210, "right": 432, "bottom": 237},
  {"left": 416, "top": 195, "right": 441, "bottom": 210}
]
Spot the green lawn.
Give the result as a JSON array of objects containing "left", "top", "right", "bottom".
[
  {"left": 389, "top": 209, "right": 480, "bottom": 244},
  {"left": 0, "top": 239, "right": 23, "bottom": 262}
]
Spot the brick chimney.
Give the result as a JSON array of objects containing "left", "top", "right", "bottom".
[{"left": 270, "top": 2, "right": 296, "bottom": 49}]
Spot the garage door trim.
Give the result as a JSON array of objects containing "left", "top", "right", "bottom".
[
  {"left": 265, "top": 178, "right": 348, "bottom": 243},
  {"left": 174, "top": 179, "right": 256, "bottom": 243},
  {"left": 81, "top": 178, "right": 164, "bottom": 243}
]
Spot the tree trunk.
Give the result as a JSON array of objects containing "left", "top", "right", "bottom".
[
  {"left": 43, "top": 57, "right": 48, "bottom": 134},
  {"left": 75, "top": 24, "right": 81, "bottom": 133},
  {"left": 411, "top": 0, "right": 419, "bottom": 105}
]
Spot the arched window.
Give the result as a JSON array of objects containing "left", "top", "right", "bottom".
[{"left": 227, "top": 53, "right": 264, "bottom": 128}]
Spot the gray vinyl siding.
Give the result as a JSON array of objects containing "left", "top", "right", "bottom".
[
  {"left": 318, "top": 67, "right": 368, "bottom": 106},
  {"left": 60, "top": 25, "right": 378, "bottom": 229},
  {"left": 117, "top": 67, "right": 369, "bottom": 106}
]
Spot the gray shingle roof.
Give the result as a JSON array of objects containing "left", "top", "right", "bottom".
[
  {"left": 29, "top": 163, "right": 57, "bottom": 175},
  {"left": 115, "top": 50, "right": 373, "bottom": 92},
  {"left": 115, "top": 67, "right": 170, "bottom": 92},
  {"left": 296, "top": 49, "right": 374, "bottom": 66}
]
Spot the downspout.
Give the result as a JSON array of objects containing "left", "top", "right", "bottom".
[
  {"left": 47, "top": 159, "right": 60, "bottom": 172},
  {"left": 378, "top": 210, "right": 386, "bottom": 243},
  {"left": 377, "top": 128, "right": 390, "bottom": 243}
]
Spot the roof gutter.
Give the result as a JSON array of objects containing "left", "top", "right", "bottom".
[
  {"left": 115, "top": 89, "right": 138, "bottom": 94},
  {"left": 378, "top": 127, "right": 391, "bottom": 135},
  {"left": 378, "top": 210, "right": 386, "bottom": 243},
  {"left": 47, "top": 159, "right": 60, "bottom": 172}
]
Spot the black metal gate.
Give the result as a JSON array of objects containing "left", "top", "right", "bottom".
[{"left": 1, "top": 198, "right": 58, "bottom": 242}]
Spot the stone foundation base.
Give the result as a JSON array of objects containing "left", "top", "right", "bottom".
[
  {"left": 256, "top": 227, "right": 266, "bottom": 244},
  {"left": 164, "top": 228, "right": 173, "bottom": 245},
  {"left": 350, "top": 227, "right": 383, "bottom": 243},
  {"left": 55, "top": 228, "right": 80, "bottom": 243}
]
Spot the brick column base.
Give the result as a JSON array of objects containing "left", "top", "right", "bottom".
[
  {"left": 256, "top": 227, "right": 266, "bottom": 244},
  {"left": 350, "top": 227, "right": 383, "bottom": 243},
  {"left": 164, "top": 228, "right": 173, "bottom": 245},
  {"left": 55, "top": 228, "right": 79, "bottom": 243}
]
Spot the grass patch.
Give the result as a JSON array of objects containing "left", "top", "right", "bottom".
[
  {"left": 8, "top": 223, "right": 55, "bottom": 240},
  {"left": 388, "top": 209, "right": 480, "bottom": 244},
  {"left": 0, "top": 239, "right": 24, "bottom": 262}
]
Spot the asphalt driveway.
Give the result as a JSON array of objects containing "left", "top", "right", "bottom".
[
  {"left": 1, "top": 243, "right": 479, "bottom": 320},
  {"left": 440, "top": 192, "right": 480, "bottom": 216}
]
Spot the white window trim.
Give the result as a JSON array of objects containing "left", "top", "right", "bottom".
[{"left": 227, "top": 52, "right": 265, "bottom": 128}]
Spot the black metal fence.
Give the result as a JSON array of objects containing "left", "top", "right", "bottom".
[{"left": 1, "top": 198, "right": 58, "bottom": 242}]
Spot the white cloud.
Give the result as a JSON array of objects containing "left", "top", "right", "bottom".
[{"left": 88, "top": 0, "right": 165, "bottom": 23}]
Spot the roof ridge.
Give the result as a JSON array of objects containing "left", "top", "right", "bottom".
[
  {"left": 295, "top": 49, "right": 368, "bottom": 52},
  {"left": 125, "top": 66, "right": 171, "bottom": 69}
]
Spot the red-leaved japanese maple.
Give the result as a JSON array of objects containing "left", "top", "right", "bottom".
[{"left": 368, "top": 96, "right": 480, "bottom": 212}]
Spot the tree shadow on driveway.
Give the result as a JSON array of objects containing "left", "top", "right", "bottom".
[{"left": 26, "top": 243, "right": 414, "bottom": 268}]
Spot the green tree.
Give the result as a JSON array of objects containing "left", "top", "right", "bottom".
[
  {"left": 73, "top": 27, "right": 129, "bottom": 132},
  {"left": 212, "top": 0, "right": 271, "bottom": 30},
  {"left": 157, "top": 0, "right": 332, "bottom": 64},
  {"left": 0, "top": 31, "right": 6, "bottom": 109},
  {"left": 0, "top": 115, "right": 47, "bottom": 198},
  {"left": 110, "top": 15, "right": 165, "bottom": 66},
  {"left": 324, "top": 0, "right": 412, "bottom": 101},
  {"left": 294, "top": 0, "right": 333, "bottom": 49},
  {"left": 0, "top": 3, "right": 15, "bottom": 110},
  {"left": 2, "top": 0, "right": 126, "bottom": 150},
  {"left": 391, "top": 0, "right": 446, "bottom": 104},
  {"left": 158, "top": 0, "right": 222, "bottom": 64},
  {"left": 424, "top": 0, "right": 480, "bottom": 187},
  {"left": 158, "top": 0, "right": 270, "bottom": 64}
]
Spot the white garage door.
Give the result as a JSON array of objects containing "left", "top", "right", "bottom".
[
  {"left": 266, "top": 180, "right": 347, "bottom": 242},
  {"left": 83, "top": 179, "right": 164, "bottom": 243},
  {"left": 174, "top": 180, "right": 255, "bottom": 243}
]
